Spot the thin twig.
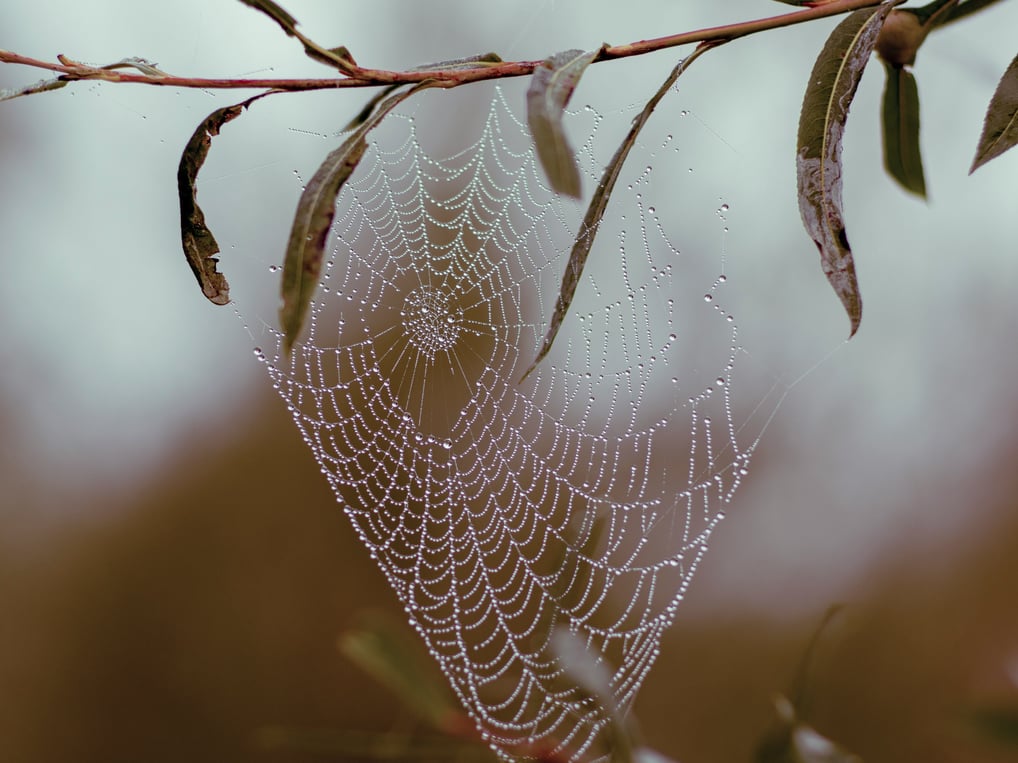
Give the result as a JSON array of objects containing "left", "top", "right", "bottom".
[{"left": 1, "top": 0, "right": 885, "bottom": 95}]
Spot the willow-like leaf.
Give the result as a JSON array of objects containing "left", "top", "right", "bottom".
[
  {"left": 236, "top": 0, "right": 299, "bottom": 35},
  {"left": 969, "top": 706, "right": 1018, "bottom": 748},
  {"left": 970, "top": 52, "right": 1018, "bottom": 173},
  {"left": 551, "top": 629, "right": 634, "bottom": 763},
  {"left": 0, "top": 76, "right": 67, "bottom": 102},
  {"left": 279, "top": 81, "right": 434, "bottom": 354},
  {"left": 754, "top": 696, "right": 861, "bottom": 763},
  {"left": 102, "top": 57, "right": 171, "bottom": 77},
  {"left": 881, "top": 61, "right": 926, "bottom": 197},
  {"left": 527, "top": 48, "right": 599, "bottom": 198},
  {"left": 339, "top": 612, "right": 461, "bottom": 731},
  {"left": 237, "top": 0, "right": 356, "bottom": 74},
  {"left": 342, "top": 54, "right": 502, "bottom": 132},
  {"left": 796, "top": 3, "right": 897, "bottom": 338},
  {"left": 521, "top": 45, "right": 714, "bottom": 381},
  {"left": 178, "top": 92, "right": 272, "bottom": 306}
]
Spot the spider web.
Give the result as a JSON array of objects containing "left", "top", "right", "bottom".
[{"left": 242, "top": 82, "right": 777, "bottom": 762}]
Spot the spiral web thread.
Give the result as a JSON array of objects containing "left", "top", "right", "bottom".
[{"left": 253, "top": 85, "right": 760, "bottom": 761}]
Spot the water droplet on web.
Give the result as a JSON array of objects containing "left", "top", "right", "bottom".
[
  {"left": 703, "top": 294, "right": 712, "bottom": 302},
  {"left": 268, "top": 265, "right": 280, "bottom": 273}
]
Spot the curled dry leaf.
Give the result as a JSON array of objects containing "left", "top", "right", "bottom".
[
  {"left": 527, "top": 48, "right": 600, "bottom": 198},
  {"left": 880, "top": 61, "right": 926, "bottom": 197},
  {"left": 521, "top": 45, "right": 714, "bottom": 382},
  {"left": 279, "top": 81, "right": 436, "bottom": 355},
  {"left": 796, "top": 2, "right": 898, "bottom": 338},
  {"left": 0, "top": 76, "right": 67, "bottom": 102},
  {"left": 178, "top": 92, "right": 272, "bottom": 306},
  {"left": 970, "top": 52, "right": 1018, "bottom": 173}
]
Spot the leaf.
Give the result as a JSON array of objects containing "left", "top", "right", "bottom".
[
  {"left": 551, "top": 629, "right": 634, "bottom": 763},
  {"left": 414, "top": 52, "right": 504, "bottom": 72},
  {"left": 970, "top": 52, "right": 1018, "bottom": 173},
  {"left": 796, "top": 3, "right": 897, "bottom": 338},
  {"left": 520, "top": 45, "right": 714, "bottom": 381},
  {"left": 102, "top": 56, "right": 171, "bottom": 77},
  {"left": 178, "top": 92, "right": 271, "bottom": 306},
  {"left": 237, "top": 0, "right": 357, "bottom": 74},
  {"left": 1, "top": 57, "right": 172, "bottom": 103},
  {"left": 0, "top": 76, "right": 67, "bottom": 102},
  {"left": 633, "top": 749, "right": 681, "bottom": 763},
  {"left": 342, "top": 55, "right": 502, "bottom": 131},
  {"left": 880, "top": 61, "right": 926, "bottom": 197},
  {"left": 527, "top": 48, "right": 599, "bottom": 198},
  {"left": 279, "top": 81, "right": 434, "bottom": 354},
  {"left": 969, "top": 705, "right": 1018, "bottom": 748},
  {"left": 339, "top": 612, "right": 461, "bottom": 731},
  {"left": 236, "top": 0, "right": 299, "bottom": 36},
  {"left": 755, "top": 696, "right": 862, "bottom": 763}
]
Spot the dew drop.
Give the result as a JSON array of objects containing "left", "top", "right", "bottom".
[{"left": 703, "top": 294, "right": 713, "bottom": 302}]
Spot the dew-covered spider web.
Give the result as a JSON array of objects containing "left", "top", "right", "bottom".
[{"left": 238, "top": 80, "right": 791, "bottom": 762}]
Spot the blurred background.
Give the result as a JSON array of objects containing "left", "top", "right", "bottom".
[{"left": 1, "top": 1, "right": 1017, "bottom": 761}]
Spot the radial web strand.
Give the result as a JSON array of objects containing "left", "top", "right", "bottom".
[{"left": 244, "top": 83, "right": 771, "bottom": 762}]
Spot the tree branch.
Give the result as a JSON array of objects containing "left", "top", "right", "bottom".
[{"left": 1, "top": 0, "right": 887, "bottom": 95}]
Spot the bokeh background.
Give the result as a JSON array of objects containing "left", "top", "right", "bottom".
[{"left": 2, "top": 2, "right": 1017, "bottom": 761}]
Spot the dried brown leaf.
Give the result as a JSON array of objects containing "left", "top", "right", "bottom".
[
  {"left": 796, "top": 3, "right": 898, "bottom": 337},
  {"left": 279, "top": 81, "right": 436, "bottom": 354},
  {"left": 178, "top": 92, "right": 271, "bottom": 306},
  {"left": 970, "top": 53, "right": 1018, "bottom": 173}
]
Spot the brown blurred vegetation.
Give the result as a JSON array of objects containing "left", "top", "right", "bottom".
[{"left": 1, "top": 387, "right": 1017, "bottom": 763}]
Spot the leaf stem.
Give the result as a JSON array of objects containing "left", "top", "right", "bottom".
[{"left": 0, "top": 0, "right": 886, "bottom": 95}]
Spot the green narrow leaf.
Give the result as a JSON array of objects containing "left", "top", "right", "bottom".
[
  {"left": 881, "top": 62, "right": 926, "bottom": 197},
  {"left": 796, "top": 3, "right": 898, "bottom": 338},
  {"left": 521, "top": 45, "right": 713, "bottom": 381},
  {"left": 279, "top": 81, "right": 435, "bottom": 354},
  {"left": 339, "top": 612, "right": 460, "bottom": 730},
  {"left": 527, "top": 48, "right": 599, "bottom": 199},
  {"left": 970, "top": 52, "right": 1018, "bottom": 173},
  {"left": 0, "top": 76, "right": 67, "bottom": 102},
  {"left": 178, "top": 92, "right": 271, "bottom": 306}
]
